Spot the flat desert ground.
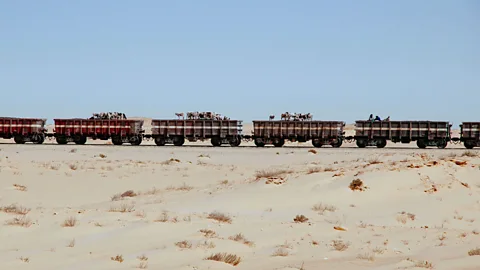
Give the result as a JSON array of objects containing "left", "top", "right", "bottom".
[{"left": 1, "top": 135, "right": 480, "bottom": 269}]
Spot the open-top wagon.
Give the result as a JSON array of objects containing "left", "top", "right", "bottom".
[
  {"left": 150, "top": 119, "right": 243, "bottom": 146},
  {"left": 354, "top": 120, "right": 452, "bottom": 148},
  {"left": 53, "top": 118, "right": 144, "bottom": 145},
  {"left": 459, "top": 122, "right": 480, "bottom": 149},
  {"left": 0, "top": 117, "right": 47, "bottom": 144},
  {"left": 252, "top": 120, "right": 345, "bottom": 147}
]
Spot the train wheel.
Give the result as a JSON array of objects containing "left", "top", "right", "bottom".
[
  {"left": 464, "top": 140, "right": 475, "bottom": 149},
  {"left": 436, "top": 139, "right": 447, "bottom": 149},
  {"left": 154, "top": 137, "right": 166, "bottom": 146},
  {"left": 254, "top": 138, "right": 265, "bottom": 147},
  {"left": 312, "top": 138, "right": 322, "bottom": 148},
  {"left": 416, "top": 140, "right": 426, "bottom": 149},
  {"left": 376, "top": 138, "right": 387, "bottom": 148},
  {"left": 130, "top": 136, "right": 142, "bottom": 146},
  {"left": 356, "top": 139, "right": 367, "bottom": 148},
  {"left": 173, "top": 137, "right": 185, "bottom": 146},
  {"left": 228, "top": 136, "right": 241, "bottom": 147},
  {"left": 211, "top": 137, "right": 222, "bottom": 147},
  {"left": 32, "top": 133, "right": 45, "bottom": 144},
  {"left": 111, "top": 136, "right": 123, "bottom": 145},
  {"left": 14, "top": 135, "right": 25, "bottom": 144},
  {"left": 74, "top": 136, "right": 87, "bottom": 145},
  {"left": 56, "top": 136, "right": 68, "bottom": 145},
  {"left": 331, "top": 139, "right": 342, "bottom": 148},
  {"left": 272, "top": 138, "right": 285, "bottom": 147}
]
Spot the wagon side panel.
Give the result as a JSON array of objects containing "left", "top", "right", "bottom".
[{"left": 461, "top": 122, "right": 480, "bottom": 140}]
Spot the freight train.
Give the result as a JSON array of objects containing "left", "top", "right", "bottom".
[{"left": 0, "top": 112, "right": 479, "bottom": 149}]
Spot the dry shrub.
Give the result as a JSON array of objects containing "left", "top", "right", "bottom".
[
  {"left": 228, "top": 233, "right": 254, "bottom": 247},
  {"left": 62, "top": 216, "right": 78, "bottom": 227},
  {"left": 161, "top": 158, "right": 180, "bottom": 165},
  {"left": 154, "top": 211, "right": 169, "bottom": 222},
  {"left": 357, "top": 252, "right": 375, "bottom": 261},
  {"left": 396, "top": 211, "right": 415, "bottom": 224},
  {"left": 200, "top": 229, "right": 217, "bottom": 238},
  {"left": 312, "top": 203, "right": 337, "bottom": 214},
  {"left": 331, "top": 239, "right": 350, "bottom": 251},
  {"left": 99, "top": 154, "right": 107, "bottom": 158},
  {"left": 372, "top": 246, "right": 386, "bottom": 254},
  {"left": 67, "top": 238, "right": 75, "bottom": 247},
  {"left": 13, "top": 184, "right": 27, "bottom": 191},
  {"left": 349, "top": 179, "right": 366, "bottom": 191},
  {"left": 69, "top": 164, "right": 78, "bottom": 170},
  {"left": 109, "top": 203, "right": 135, "bottom": 213},
  {"left": 111, "top": 255, "right": 124, "bottom": 263},
  {"left": 308, "top": 149, "right": 317, "bottom": 154},
  {"left": 137, "top": 262, "right": 148, "bottom": 269},
  {"left": 5, "top": 216, "right": 32, "bottom": 227},
  {"left": 307, "top": 167, "right": 323, "bottom": 174},
  {"left": 468, "top": 247, "right": 480, "bottom": 256},
  {"left": 197, "top": 240, "right": 216, "bottom": 249},
  {"left": 205, "top": 252, "right": 241, "bottom": 266},
  {"left": 207, "top": 211, "right": 232, "bottom": 223},
  {"left": 414, "top": 260, "right": 434, "bottom": 269},
  {"left": 255, "top": 168, "right": 293, "bottom": 180},
  {"left": 19, "top": 257, "right": 29, "bottom": 263},
  {"left": 368, "top": 157, "right": 382, "bottom": 164},
  {"left": 166, "top": 182, "right": 193, "bottom": 191},
  {"left": 462, "top": 151, "right": 478, "bottom": 157},
  {"left": 137, "top": 255, "right": 148, "bottom": 261},
  {"left": 293, "top": 214, "right": 308, "bottom": 223},
  {"left": 1, "top": 204, "right": 30, "bottom": 215},
  {"left": 175, "top": 240, "right": 192, "bottom": 249},
  {"left": 272, "top": 248, "right": 289, "bottom": 256}
]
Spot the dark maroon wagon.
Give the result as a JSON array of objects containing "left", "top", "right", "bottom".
[
  {"left": 459, "top": 122, "right": 480, "bottom": 149},
  {"left": 151, "top": 119, "right": 243, "bottom": 146},
  {"left": 354, "top": 120, "right": 452, "bottom": 148},
  {"left": 252, "top": 120, "right": 345, "bottom": 147},
  {"left": 0, "top": 117, "right": 47, "bottom": 144}
]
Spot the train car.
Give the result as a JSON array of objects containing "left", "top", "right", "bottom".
[
  {"left": 0, "top": 117, "right": 47, "bottom": 144},
  {"left": 459, "top": 122, "right": 480, "bottom": 149},
  {"left": 354, "top": 120, "right": 452, "bottom": 148},
  {"left": 150, "top": 119, "right": 243, "bottom": 146},
  {"left": 53, "top": 118, "right": 144, "bottom": 145},
  {"left": 252, "top": 120, "right": 345, "bottom": 147}
]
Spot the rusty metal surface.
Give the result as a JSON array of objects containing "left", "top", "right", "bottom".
[
  {"left": 151, "top": 119, "right": 243, "bottom": 137},
  {"left": 53, "top": 119, "right": 144, "bottom": 136},
  {"left": 252, "top": 120, "right": 345, "bottom": 138},
  {"left": 0, "top": 117, "right": 47, "bottom": 135},
  {"left": 354, "top": 120, "right": 451, "bottom": 139},
  {"left": 460, "top": 122, "right": 480, "bottom": 139}
]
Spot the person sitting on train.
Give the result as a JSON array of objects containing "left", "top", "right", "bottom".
[
  {"left": 375, "top": 115, "right": 381, "bottom": 121},
  {"left": 368, "top": 114, "right": 374, "bottom": 121},
  {"left": 384, "top": 116, "right": 390, "bottom": 121}
]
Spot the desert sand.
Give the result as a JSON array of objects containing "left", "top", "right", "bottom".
[{"left": 1, "top": 124, "right": 480, "bottom": 270}]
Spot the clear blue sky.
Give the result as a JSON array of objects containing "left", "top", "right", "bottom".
[{"left": 1, "top": 0, "right": 478, "bottom": 125}]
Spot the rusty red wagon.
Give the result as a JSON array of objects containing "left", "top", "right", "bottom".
[
  {"left": 252, "top": 120, "right": 345, "bottom": 147},
  {"left": 354, "top": 120, "right": 452, "bottom": 148},
  {"left": 151, "top": 119, "right": 243, "bottom": 146},
  {"left": 53, "top": 118, "right": 144, "bottom": 145},
  {"left": 0, "top": 117, "right": 47, "bottom": 144}
]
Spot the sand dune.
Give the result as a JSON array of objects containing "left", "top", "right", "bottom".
[{"left": 1, "top": 144, "right": 479, "bottom": 269}]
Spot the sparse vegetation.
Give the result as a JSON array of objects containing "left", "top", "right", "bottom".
[
  {"left": 396, "top": 211, "right": 416, "bottom": 224},
  {"left": 357, "top": 252, "right": 375, "bottom": 261},
  {"left": 349, "top": 179, "right": 366, "bottom": 191},
  {"left": 69, "top": 164, "right": 78, "bottom": 170},
  {"left": 109, "top": 203, "right": 135, "bottom": 213},
  {"left": 293, "top": 214, "right": 309, "bottom": 223},
  {"left": 207, "top": 211, "right": 232, "bottom": 223},
  {"left": 229, "top": 233, "right": 254, "bottom": 247},
  {"left": 62, "top": 216, "right": 78, "bottom": 227},
  {"left": 331, "top": 239, "right": 350, "bottom": 251},
  {"left": 166, "top": 182, "right": 193, "bottom": 191},
  {"left": 312, "top": 203, "right": 337, "bottom": 214},
  {"left": 200, "top": 229, "right": 217, "bottom": 238},
  {"left": 205, "top": 252, "right": 241, "bottom": 266},
  {"left": 161, "top": 158, "right": 180, "bottom": 165},
  {"left": 175, "top": 240, "right": 192, "bottom": 249},
  {"left": 111, "top": 255, "right": 124, "bottom": 263},
  {"left": 468, "top": 247, "right": 480, "bottom": 256},
  {"left": 111, "top": 190, "right": 137, "bottom": 201},
  {"left": 255, "top": 168, "right": 293, "bottom": 180},
  {"left": 154, "top": 211, "right": 169, "bottom": 222},
  {"left": 308, "top": 149, "right": 317, "bottom": 154},
  {"left": 272, "top": 247, "right": 289, "bottom": 256},
  {"left": 99, "top": 154, "right": 107, "bottom": 158},
  {"left": 67, "top": 238, "right": 75, "bottom": 247},
  {"left": 1, "top": 204, "right": 30, "bottom": 215},
  {"left": 197, "top": 240, "right": 216, "bottom": 249},
  {"left": 462, "top": 150, "right": 478, "bottom": 157},
  {"left": 5, "top": 216, "right": 32, "bottom": 227},
  {"left": 13, "top": 184, "right": 27, "bottom": 191}
]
